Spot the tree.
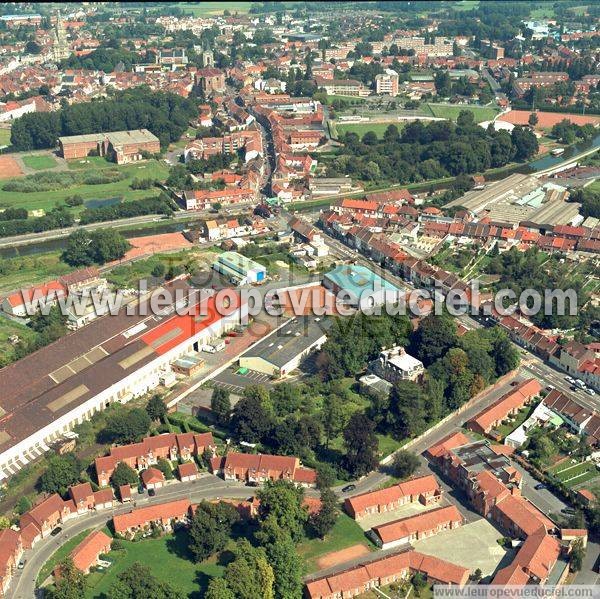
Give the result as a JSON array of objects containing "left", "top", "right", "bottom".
[
  {"left": 343, "top": 413, "right": 378, "bottom": 477},
  {"left": 110, "top": 461, "right": 139, "bottom": 489},
  {"left": 322, "top": 392, "right": 345, "bottom": 447},
  {"left": 151, "top": 263, "right": 166, "bottom": 278},
  {"left": 39, "top": 454, "right": 81, "bottom": 495},
  {"left": 49, "top": 557, "right": 87, "bottom": 599},
  {"left": 205, "top": 578, "right": 235, "bottom": 599},
  {"left": 0, "top": 516, "right": 10, "bottom": 529},
  {"left": 210, "top": 387, "right": 231, "bottom": 426},
  {"left": 188, "top": 501, "right": 241, "bottom": 562},
  {"left": 390, "top": 450, "right": 420, "bottom": 479},
  {"left": 528, "top": 112, "right": 538, "bottom": 127},
  {"left": 310, "top": 487, "right": 338, "bottom": 538},
  {"left": 156, "top": 457, "right": 174, "bottom": 480},
  {"left": 570, "top": 538, "right": 585, "bottom": 572},
  {"left": 257, "top": 480, "right": 307, "bottom": 543},
  {"left": 411, "top": 572, "right": 427, "bottom": 596},
  {"left": 224, "top": 539, "right": 274, "bottom": 599},
  {"left": 15, "top": 496, "right": 32, "bottom": 515},
  {"left": 388, "top": 381, "right": 427, "bottom": 439},
  {"left": 104, "top": 408, "right": 151, "bottom": 444},
  {"left": 146, "top": 395, "right": 167, "bottom": 421},
  {"left": 62, "top": 229, "right": 130, "bottom": 267},
  {"left": 255, "top": 517, "right": 303, "bottom": 599},
  {"left": 409, "top": 313, "right": 457, "bottom": 366},
  {"left": 231, "top": 389, "right": 273, "bottom": 443},
  {"left": 109, "top": 562, "right": 185, "bottom": 599},
  {"left": 511, "top": 125, "right": 539, "bottom": 160}
]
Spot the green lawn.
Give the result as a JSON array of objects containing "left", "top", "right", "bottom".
[
  {"left": 84, "top": 531, "right": 224, "bottom": 598},
  {"left": 22, "top": 154, "right": 58, "bottom": 171},
  {"left": 0, "top": 159, "right": 169, "bottom": 213},
  {"left": 335, "top": 121, "right": 402, "bottom": 139},
  {"left": 297, "top": 513, "right": 374, "bottom": 574},
  {"left": 549, "top": 461, "right": 599, "bottom": 487},
  {"left": 0, "top": 128, "right": 10, "bottom": 147},
  {"left": 38, "top": 529, "right": 93, "bottom": 585},
  {"left": 323, "top": 94, "right": 367, "bottom": 105},
  {"left": 496, "top": 403, "right": 538, "bottom": 439},
  {"left": 427, "top": 103, "right": 500, "bottom": 123}
]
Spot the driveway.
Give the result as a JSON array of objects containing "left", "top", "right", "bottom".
[{"left": 212, "top": 367, "right": 272, "bottom": 393}]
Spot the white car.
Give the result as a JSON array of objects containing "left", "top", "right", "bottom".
[
  {"left": 565, "top": 376, "right": 574, "bottom": 384},
  {"left": 586, "top": 388, "right": 596, "bottom": 396}
]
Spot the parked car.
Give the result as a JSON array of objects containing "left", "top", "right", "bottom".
[
  {"left": 565, "top": 376, "right": 574, "bottom": 383},
  {"left": 342, "top": 484, "right": 356, "bottom": 493},
  {"left": 586, "top": 388, "right": 596, "bottom": 396},
  {"left": 17, "top": 561, "right": 25, "bottom": 569},
  {"left": 50, "top": 527, "right": 62, "bottom": 536},
  {"left": 534, "top": 483, "right": 547, "bottom": 490},
  {"left": 148, "top": 488, "right": 156, "bottom": 497}
]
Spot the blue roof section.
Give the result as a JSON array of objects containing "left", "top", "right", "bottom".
[{"left": 324, "top": 264, "right": 400, "bottom": 299}]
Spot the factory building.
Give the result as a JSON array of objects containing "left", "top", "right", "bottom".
[{"left": 212, "top": 251, "right": 267, "bottom": 285}]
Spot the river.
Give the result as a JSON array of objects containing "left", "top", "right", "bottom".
[{"left": 524, "top": 132, "right": 600, "bottom": 173}]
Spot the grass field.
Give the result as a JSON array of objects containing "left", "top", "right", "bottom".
[
  {"left": 549, "top": 461, "right": 599, "bottom": 487},
  {"left": 297, "top": 513, "right": 374, "bottom": 573},
  {"left": 38, "top": 529, "right": 93, "bottom": 585},
  {"left": 0, "top": 159, "right": 169, "bottom": 213},
  {"left": 0, "top": 252, "right": 72, "bottom": 294},
  {"left": 335, "top": 121, "right": 403, "bottom": 138},
  {"left": 427, "top": 103, "right": 500, "bottom": 123},
  {"left": 0, "top": 316, "right": 37, "bottom": 365},
  {"left": 84, "top": 530, "right": 224, "bottom": 598},
  {"left": 0, "top": 128, "right": 10, "bottom": 147},
  {"left": 174, "top": 1, "right": 253, "bottom": 15},
  {"left": 22, "top": 154, "right": 58, "bottom": 171}
]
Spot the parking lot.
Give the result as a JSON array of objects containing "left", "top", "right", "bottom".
[
  {"left": 412, "top": 518, "right": 512, "bottom": 579},
  {"left": 212, "top": 367, "right": 272, "bottom": 394}
]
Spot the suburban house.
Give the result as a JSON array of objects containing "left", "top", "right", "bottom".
[
  {"left": 94, "top": 432, "right": 215, "bottom": 486},
  {"left": 344, "top": 474, "right": 442, "bottom": 520},
  {"left": 210, "top": 452, "right": 317, "bottom": 487},
  {"left": 54, "top": 530, "right": 112, "bottom": 576},
  {"left": 466, "top": 379, "right": 542, "bottom": 435},
  {"left": 0, "top": 529, "right": 23, "bottom": 595},
  {"left": 69, "top": 482, "right": 114, "bottom": 514},
  {"left": 305, "top": 549, "right": 470, "bottom": 598},
  {"left": 369, "top": 505, "right": 464, "bottom": 550},
  {"left": 141, "top": 467, "right": 165, "bottom": 490},
  {"left": 178, "top": 461, "right": 199, "bottom": 482},
  {"left": 112, "top": 499, "right": 192, "bottom": 537}
]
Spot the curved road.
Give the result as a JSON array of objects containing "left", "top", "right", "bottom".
[{"left": 11, "top": 474, "right": 273, "bottom": 599}]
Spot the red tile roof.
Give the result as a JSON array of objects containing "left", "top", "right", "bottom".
[
  {"left": 345, "top": 475, "right": 440, "bottom": 515},
  {"left": 113, "top": 499, "right": 191, "bottom": 533},
  {"left": 141, "top": 467, "right": 165, "bottom": 486},
  {"left": 372, "top": 505, "right": 463, "bottom": 545},
  {"left": 70, "top": 530, "right": 112, "bottom": 572},
  {"left": 178, "top": 462, "right": 198, "bottom": 478}
]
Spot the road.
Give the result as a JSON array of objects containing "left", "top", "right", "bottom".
[{"left": 11, "top": 473, "right": 300, "bottom": 599}]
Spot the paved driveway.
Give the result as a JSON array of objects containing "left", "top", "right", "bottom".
[{"left": 212, "top": 368, "right": 272, "bottom": 393}]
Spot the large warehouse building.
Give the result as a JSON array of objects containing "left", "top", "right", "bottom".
[
  {"left": 58, "top": 129, "right": 160, "bottom": 164},
  {"left": 239, "top": 316, "right": 332, "bottom": 377},
  {"left": 0, "top": 281, "right": 246, "bottom": 482},
  {"left": 212, "top": 251, "right": 266, "bottom": 286}
]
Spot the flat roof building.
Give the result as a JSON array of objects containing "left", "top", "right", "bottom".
[
  {"left": 323, "top": 264, "right": 400, "bottom": 308},
  {"left": 212, "top": 251, "right": 266, "bottom": 285},
  {"left": 239, "top": 315, "right": 332, "bottom": 377}
]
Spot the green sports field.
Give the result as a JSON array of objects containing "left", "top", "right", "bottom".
[
  {"left": 0, "top": 128, "right": 10, "bottom": 147},
  {"left": 427, "top": 103, "right": 500, "bottom": 123},
  {"left": 335, "top": 121, "right": 403, "bottom": 138}
]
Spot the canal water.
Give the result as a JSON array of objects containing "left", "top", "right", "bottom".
[{"left": 0, "top": 219, "right": 193, "bottom": 259}]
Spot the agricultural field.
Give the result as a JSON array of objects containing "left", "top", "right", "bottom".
[
  {"left": 427, "top": 103, "right": 501, "bottom": 123},
  {"left": 0, "top": 159, "right": 169, "bottom": 214},
  {"left": 22, "top": 154, "right": 58, "bottom": 171}
]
